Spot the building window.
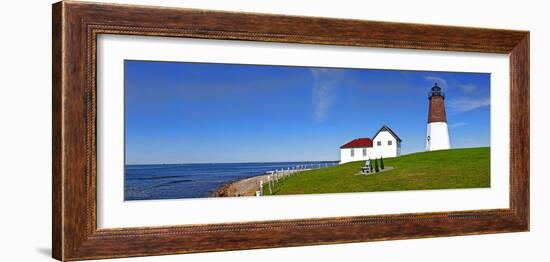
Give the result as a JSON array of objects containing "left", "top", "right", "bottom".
[
  {"left": 351, "top": 149, "right": 354, "bottom": 157},
  {"left": 377, "top": 141, "right": 381, "bottom": 146},
  {"left": 362, "top": 148, "right": 367, "bottom": 156},
  {"left": 388, "top": 141, "right": 392, "bottom": 145}
]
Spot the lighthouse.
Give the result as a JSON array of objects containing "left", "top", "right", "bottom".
[{"left": 426, "top": 83, "right": 451, "bottom": 151}]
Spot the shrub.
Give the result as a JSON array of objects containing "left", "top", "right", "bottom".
[
  {"left": 374, "top": 158, "right": 380, "bottom": 172},
  {"left": 371, "top": 159, "right": 375, "bottom": 173},
  {"left": 367, "top": 159, "right": 372, "bottom": 173},
  {"left": 380, "top": 156, "right": 385, "bottom": 170}
]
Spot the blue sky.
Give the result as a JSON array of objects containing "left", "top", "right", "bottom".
[{"left": 125, "top": 60, "right": 490, "bottom": 164}]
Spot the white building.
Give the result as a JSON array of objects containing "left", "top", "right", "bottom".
[{"left": 339, "top": 125, "right": 402, "bottom": 164}]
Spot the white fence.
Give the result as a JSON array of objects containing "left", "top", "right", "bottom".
[{"left": 256, "top": 162, "right": 337, "bottom": 196}]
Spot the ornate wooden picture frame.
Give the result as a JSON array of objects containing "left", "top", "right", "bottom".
[{"left": 52, "top": 1, "right": 529, "bottom": 261}]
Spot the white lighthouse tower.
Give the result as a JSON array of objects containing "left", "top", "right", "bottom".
[{"left": 426, "top": 83, "right": 451, "bottom": 151}]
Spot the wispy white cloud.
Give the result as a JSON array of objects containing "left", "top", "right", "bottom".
[
  {"left": 448, "top": 97, "right": 490, "bottom": 113},
  {"left": 310, "top": 68, "right": 343, "bottom": 123},
  {"left": 449, "top": 122, "right": 469, "bottom": 128},
  {"left": 459, "top": 84, "right": 477, "bottom": 93},
  {"left": 425, "top": 76, "right": 447, "bottom": 88}
]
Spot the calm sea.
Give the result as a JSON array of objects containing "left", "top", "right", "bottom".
[{"left": 125, "top": 161, "right": 338, "bottom": 200}]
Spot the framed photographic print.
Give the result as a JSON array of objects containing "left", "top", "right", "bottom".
[{"left": 52, "top": 1, "right": 529, "bottom": 261}]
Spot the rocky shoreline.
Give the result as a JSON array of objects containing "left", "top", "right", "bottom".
[{"left": 212, "top": 180, "right": 239, "bottom": 197}]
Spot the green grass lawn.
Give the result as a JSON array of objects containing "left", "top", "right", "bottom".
[{"left": 263, "top": 147, "right": 490, "bottom": 196}]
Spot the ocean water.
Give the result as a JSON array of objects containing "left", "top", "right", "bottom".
[{"left": 125, "top": 161, "right": 338, "bottom": 200}]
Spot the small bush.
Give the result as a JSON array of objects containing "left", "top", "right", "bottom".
[{"left": 380, "top": 156, "right": 385, "bottom": 170}]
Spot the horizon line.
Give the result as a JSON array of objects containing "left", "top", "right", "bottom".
[
  {"left": 125, "top": 146, "right": 490, "bottom": 166},
  {"left": 125, "top": 159, "right": 340, "bottom": 166}
]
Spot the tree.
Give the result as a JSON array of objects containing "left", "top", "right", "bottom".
[
  {"left": 367, "top": 159, "right": 372, "bottom": 173},
  {"left": 370, "top": 159, "right": 374, "bottom": 173},
  {"left": 374, "top": 158, "right": 380, "bottom": 173},
  {"left": 380, "top": 156, "right": 385, "bottom": 170}
]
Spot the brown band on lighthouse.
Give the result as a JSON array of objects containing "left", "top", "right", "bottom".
[{"left": 428, "top": 96, "right": 447, "bottom": 123}]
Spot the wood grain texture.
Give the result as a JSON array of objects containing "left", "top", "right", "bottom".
[
  {"left": 509, "top": 35, "right": 530, "bottom": 227},
  {"left": 52, "top": 2, "right": 63, "bottom": 260},
  {"left": 52, "top": 1, "right": 530, "bottom": 261}
]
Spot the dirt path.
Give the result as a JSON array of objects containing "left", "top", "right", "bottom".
[
  {"left": 214, "top": 174, "right": 270, "bottom": 197},
  {"left": 214, "top": 169, "right": 309, "bottom": 197},
  {"left": 355, "top": 166, "right": 395, "bottom": 175}
]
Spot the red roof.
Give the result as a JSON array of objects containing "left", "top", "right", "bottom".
[{"left": 340, "top": 138, "right": 373, "bottom": 149}]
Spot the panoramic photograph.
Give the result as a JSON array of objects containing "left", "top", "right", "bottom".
[{"left": 124, "top": 60, "right": 491, "bottom": 201}]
